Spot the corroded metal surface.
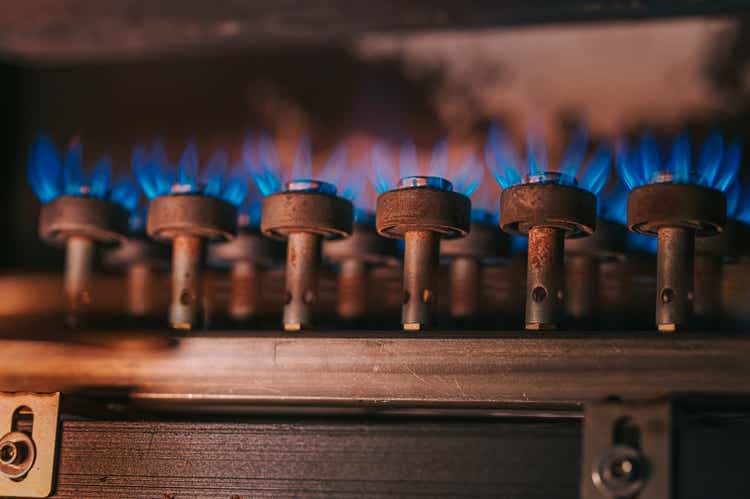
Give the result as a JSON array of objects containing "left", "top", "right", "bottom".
[
  {"left": 283, "top": 232, "right": 322, "bottom": 331},
  {"left": 147, "top": 195, "right": 237, "bottom": 242},
  {"left": 656, "top": 226, "right": 694, "bottom": 332},
  {"left": 401, "top": 230, "right": 440, "bottom": 330},
  {"left": 627, "top": 183, "right": 725, "bottom": 237},
  {"left": 500, "top": 183, "right": 596, "bottom": 238},
  {"left": 169, "top": 235, "right": 204, "bottom": 330},
  {"left": 526, "top": 226, "right": 565, "bottom": 330},
  {"left": 38, "top": 196, "right": 127, "bottom": 246},
  {"left": 376, "top": 187, "right": 470, "bottom": 239},
  {"left": 261, "top": 191, "right": 353, "bottom": 241}
]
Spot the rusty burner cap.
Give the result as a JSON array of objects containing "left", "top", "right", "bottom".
[
  {"left": 627, "top": 183, "right": 726, "bottom": 237},
  {"left": 103, "top": 236, "right": 171, "bottom": 269},
  {"left": 500, "top": 183, "right": 596, "bottom": 238},
  {"left": 208, "top": 229, "right": 282, "bottom": 268},
  {"left": 147, "top": 194, "right": 238, "bottom": 242},
  {"left": 324, "top": 222, "right": 399, "bottom": 266},
  {"left": 39, "top": 195, "right": 129, "bottom": 247},
  {"left": 376, "top": 186, "right": 471, "bottom": 239},
  {"left": 565, "top": 218, "right": 628, "bottom": 260},
  {"left": 441, "top": 220, "right": 510, "bottom": 262},
  {"left": 261, "top": 191, "right": 353, "bottom": 241}
]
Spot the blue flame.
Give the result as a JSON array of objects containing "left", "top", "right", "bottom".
[
  {"left": 318, "top": 144, "right": 348, "bottom": 188},
  {"left": 133, "top": 142, "right": 248, "bottom": 207},
  {"left": 727, "top": 181, "right": 750, "bottom": 225},
  {"left": 28, "top": 135, "right": 119, "bottom": 204},
  {"left": 469, "top": 185, "right": 499, "bottom": 225},
  {"left": 486, "top": 122, "right": 609, "bottom": 194},
  {"left": 627, "top": 232, "right": 657, "bottom": 254},
  {"left": 244, "top": 135, "right": 283, "bottom": 197},
  {"left": 109, "top": 175, "right": 140, "bottom": 213},
  {"left": 27, "top": 135, "right": 63, "bottom": 203},
  {"left": 370, "top": 140, "right": 489, "bottom": 197},
  {"left": 615, "top": 131, "right": 741, "bottom": 192},
  {"left": 453, "top": 154, "right": 484, "bottom": 197},
  {"left": 371, "top": 142, "right": 397, "bottom": 194},
  {"left": 510, "top": 235, "right": 528, "bottom": 254},
  {"left": 598, "top": 183, "right": 628, "bottom": 226}
]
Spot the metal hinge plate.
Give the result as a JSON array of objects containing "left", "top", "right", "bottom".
[{"left": 0, "top": 392, "right": 60, "bottom": 498}]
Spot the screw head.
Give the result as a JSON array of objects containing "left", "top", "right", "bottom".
[
  {"left": 397, "top": 176, "right": 453, "bottom": 191},
  {"left": 591, "top": 445, "right": 648, "bottom": 498},
  {"left": 284, "top": 179, "right": 337, "bottom": 195},
  {"left": 0, "top": 432, "right": 35, "bottom": 479}
]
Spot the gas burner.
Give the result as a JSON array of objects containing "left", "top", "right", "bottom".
[
  {"left": 487, "top": 123, "right": 609, "bottom": 330},
  {"left": 28, "top": 136, "right": 132, "bottom": 327},
  {"left": 618, "top": 131, "right": 738, "bottom": 331},
  {"left": 372, "top": 141, "right": 479, "bottom": 330},
  {"left": 134, "top": 142, "right": 247, "bottom": 330},
  {"left": 252, "top": 137, "right": 354, "bottom": 331}
]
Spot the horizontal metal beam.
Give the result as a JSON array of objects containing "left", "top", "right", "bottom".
[
  {"left": 1, "top": 1, "right": 747, "bottom": 63},
  {"left": 1, "top": 329, "right": 749, "bottom": 414}
]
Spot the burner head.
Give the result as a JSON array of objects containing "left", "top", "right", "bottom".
[
  {"left": 261, "top": 190, "right": 353, "bottom": 241},
  {"left": 208, "top": 229, "right": 281, "bottom": 268},
  {"left": 499, "top": 183, "right": 596, "bottom": 238},
  {"left": 324, "top": 222, "right": 399, "bottom": 266},
  {"left": 39, "top": 195, "right": 128, "bottom": 246},
  {"left": 441, "top": 221, "right": 510, "bottom": 262},
  {"left": 284, "top": 179, "right": 337, "bottom": 195},
  {"left": 627, "top": 183, "right": 725, "bottom": 237},
  {"left": 376, "top": 186, "right": 470, "bottom": 239},
  {"left": 147, "top": 194, "right": 237, "bottom": 242},
  {"left": 565, "top": 219, "right": 628, "bottom": 260}
]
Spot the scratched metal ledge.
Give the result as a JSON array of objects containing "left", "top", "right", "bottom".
[{"left": 1, "top": 326, "right": 749, "bottom": 415}]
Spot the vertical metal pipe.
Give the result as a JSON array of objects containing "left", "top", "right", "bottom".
[
  {"left": 656, "top": 226, "right": 694, "bottom": 331},
  {"left": 402, "top": 230, "right": 440, "bottom": 331},
  {"left": 169, "top": 235, "right": 204, "bottom": 330},
  {"left": 565, "top": 254, "right": 598, "bottom": 321},
  {"left": 127, "top": 262, "right": 153, "bottom": 317},
  {"left": 693, "top": 254, "right": 723, "bottom": 321},
  {"left": 338, "top": 258, "right": 368, "bottom": 320},
  {"left": 64, "top": 236, "right": 94, "bottom": 327},
  {"left": 526, "top": 226, "right": 565, "bottom": 330},
  {"left": 284, "top": 232, "right": 322, "bottom": 331},
  {"left": 449, "top": 256, "right": 480, "bottom": 319},
  {"left": 229, "top": 260, "right": 259, "bottom": 322}
]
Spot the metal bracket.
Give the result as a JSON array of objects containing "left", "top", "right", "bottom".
[
  {"left": 581, "top": 398, "right": 672, "bottom": 499},
  {"left": 0, "top": 393, "right": 60, "bottom": 498}
]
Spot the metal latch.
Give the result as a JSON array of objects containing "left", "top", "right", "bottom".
[
  {"left": 581, "top": 398, "right": 672, "bottom": 499},
  {"left": 0, "top": 393, "right": 60, "bottom": 498}
]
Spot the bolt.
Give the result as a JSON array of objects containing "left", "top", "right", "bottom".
[{"left": 592, "top": 445, "right": 648, "bottom": 498}]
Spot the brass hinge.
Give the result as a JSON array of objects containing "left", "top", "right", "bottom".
[{"left": 0, "top": 392, "right": 60, "bottom": 498}]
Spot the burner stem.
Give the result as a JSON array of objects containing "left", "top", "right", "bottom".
[
  {"left": 64, "top": 236, "right": 94, "bottom": 328},
  {"left": 526, "top": 226, "right": 565, "bottom": 330},
  {"left": 284, "top": 232, "right": 322, "bottom": 331},
  {"left": 656, "top": 226, "right": 694, "bottom": 331},
  {"left": 127, "top": 262, "right": 154, "bottom": 317},
  {"left": 693, "top": 254, "right": 723, "bottom": 321},
  {"left": 449, "top": 256, "right": 481, "bottom": 319},
  {"left": 402, "top": 230, "right": 440, "bottom": 331},
  {"left": 565, "top": 254, "right": 599, "bottom": 321},
  {"left": 230, "top": 260, "right": 260, "bottom": 322},
  {"left": 338, "top": 258, "right": 368, "bottom": 320},
  {"left": 170, "top": 235, "right": 204, "bottom": 330}
]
